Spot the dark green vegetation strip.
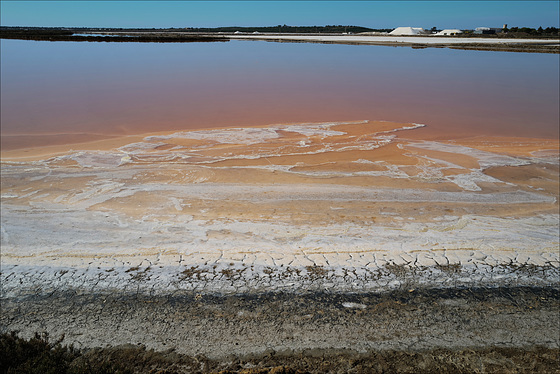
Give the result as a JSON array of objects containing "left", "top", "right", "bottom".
[
  {"left": 2, "top": 331, "right": 559, "bottom": 374},
  {"left": 0, "top": 29, "right": 227, "bottom": 43}
]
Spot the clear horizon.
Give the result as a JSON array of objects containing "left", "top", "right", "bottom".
[{"left": 1, "top": 1, "right": 559, "bottom": 30}]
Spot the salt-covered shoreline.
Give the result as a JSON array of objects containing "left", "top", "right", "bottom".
[
  {"left": 228, "top": 33, "right": 560, "bottom": 45},
  {"left": 2, "top": 120, "right": 558, "bottom": 284},
  {"left": 225, "top": 33, "right": 560, "bottom": 53}
]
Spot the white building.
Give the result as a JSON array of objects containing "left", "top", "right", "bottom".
[
  {"left": 389, "top": 27, "right": 428, "bottom": 36},
  {"left": 435, "top": 29, "right": 463, "bottom": 36}
]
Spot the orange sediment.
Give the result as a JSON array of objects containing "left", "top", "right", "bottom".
[{"left": 1, "top": 119, "right": 558, "bottom": 270}]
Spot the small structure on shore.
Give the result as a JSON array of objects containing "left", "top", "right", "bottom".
[
  {"left": 389, "top": 27, "right": 428, "bottom": 36},
  {"left": 435, "top": 29, "right": 463, "bottom": 36},
  {"left": 474, "top": 27, "right": 503, "bottom": 34}
]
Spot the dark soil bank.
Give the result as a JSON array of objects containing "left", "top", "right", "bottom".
[
  {"left": 2, "top": 332, "right": 559, "bottom": 374},
  {"left": 1, "top": 287, "right": 559, "bottom": 373}
]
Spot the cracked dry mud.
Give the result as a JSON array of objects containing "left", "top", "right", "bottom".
[
  {"left": 2, "top": 288, "right": 559, "bottom": 357},
  {"left": 1, "top": 120, "right": 559, "bottom": 367}
]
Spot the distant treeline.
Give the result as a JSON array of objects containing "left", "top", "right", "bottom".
[
  {"left": 503, "top": 26, "right": 559, "bottom": 37},
  {"left": 189, "top": 24, "right": 385, "bottom": 33},
  {"left": 0, "top": 27, "right": 74, "bottom": 38}
]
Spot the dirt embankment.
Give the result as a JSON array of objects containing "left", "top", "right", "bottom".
[{"left": 2, "top": 287, "right": 559, "bottom": 373}]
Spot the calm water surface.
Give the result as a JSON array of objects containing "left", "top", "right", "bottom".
[{"left": 1, "top": 39, "right": 558, "bottom": 149}]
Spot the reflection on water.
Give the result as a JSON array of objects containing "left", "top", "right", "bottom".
[{"left": 1, "top": 39, "right": 559, "bottom": 150}]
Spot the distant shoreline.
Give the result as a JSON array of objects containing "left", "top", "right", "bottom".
[{"left": 1, "top": 27, "right": 559, "bottom": 52}]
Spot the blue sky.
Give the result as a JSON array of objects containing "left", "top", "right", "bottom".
[{"left": 1, "top": 1, "right": 558, "bottom": 29}]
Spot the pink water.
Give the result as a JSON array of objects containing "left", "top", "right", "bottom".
[{"left": 1, "top": 39, "right": 558, "bottom": 150}]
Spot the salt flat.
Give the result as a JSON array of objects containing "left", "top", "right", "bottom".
[{"left": 1, "top": 120, "right": 558, "bottom": 296}]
